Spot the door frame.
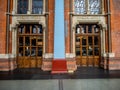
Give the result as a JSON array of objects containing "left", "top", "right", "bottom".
[
  {"left": 16, "top": 24, "right": 44, "bottom": 68},
  {"left": 11, "top": 22, "right": 46, "bottom": 68},
  {"left": 72, "top": 22, "right": 106, "bottom": 67},
  {"left": 75, "top": 24, "right": 101, "bottom": 67}
]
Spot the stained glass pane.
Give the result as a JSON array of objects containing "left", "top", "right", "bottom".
[
  {"left": 74, "top": 0, "right": 86, "bottom": 14},
  {"left": 17, "top": 0, "right": 28, "bottom": 14},
  {"left": 89, "top": 0, "right": 101, "bottom": 14},
  {"left": 32, "top": 0, "right": 43, "bottom": 14}
]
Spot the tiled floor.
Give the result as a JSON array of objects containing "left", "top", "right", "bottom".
[
  {"left": 0, "top": 67, "right": 120, "bottom": 80},
  {"left": 0, "top": 79, "right": 120, "bottom": 90},
  {"left": 0, "top": 67, "right": 120, "bottom": 90}
]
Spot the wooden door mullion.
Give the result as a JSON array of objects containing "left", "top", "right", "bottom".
[{"left": 86, "top": 25, "right": 88, "bottom": 67}]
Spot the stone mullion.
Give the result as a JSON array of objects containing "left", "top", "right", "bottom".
[
  {"left": 43, "top": 27, "right": 46, "bottom": 54},
  {"left": 73, "top": 28, "right": 76, "bottom": 57},
  {"left": 87, "top": 0, "right": 89, "bottom": 14},
  {"left": 12, "top": 0, "right": 17, "bottom": 14},
  {"left": 27, "top": 0, "right": 32, "bottom": 14},
  {"left": 102, "top": 0, "right": 105, "bottom": 14},
  {"left": 43, "top": 0, "right": 46, "bottom": 14}
]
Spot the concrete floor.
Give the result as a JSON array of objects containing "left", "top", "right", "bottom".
[{"left": 0, "top": 79, "right": 120, "bottom": 90}]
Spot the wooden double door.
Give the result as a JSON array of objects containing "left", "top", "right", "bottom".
[
  {"left": 75, "top": 24, "right": 101, "bottom": 67},
  {"left": 17, "top": 24, "right": 43, "bottom": 68}
]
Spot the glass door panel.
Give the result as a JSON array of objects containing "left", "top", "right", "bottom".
[
  {"left": 17, "top": 24, "right": 43, "bottom": 68},
  {"left": 75, "top": 24, "right": 100, "bottom": 67}
]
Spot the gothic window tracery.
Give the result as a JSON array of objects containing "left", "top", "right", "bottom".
[
  {"left": 89, "top": 0, "right": 101, "bottom": 14},
  {"left": 74, "top": 0, "right": 102, "bottom": 14},
  {"left": 74, "top": 0, "right": 86, "bottom": 14},
  {"left": 17, "top": 0, "right": 43, "bottom": 14}
]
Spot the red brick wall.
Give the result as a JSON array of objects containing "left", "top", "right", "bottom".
[
  {"left": 47, "top": 0, "right": 55, "bottom": 53},
  {"left": 64, "top": 0, "right": 71, "bottom": 53},
  {"left": 0, "top": 0, "right": 7, "bottom": 54},
  {"left": 111, "top": 0, "right": 120, "bottom": 57}
]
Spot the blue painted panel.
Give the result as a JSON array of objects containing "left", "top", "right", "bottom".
[{"left": 54, "top": 0, "right": 65, "bottom": 58}]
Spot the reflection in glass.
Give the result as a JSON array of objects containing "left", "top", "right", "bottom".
[
  {"left": 94, "top": 36, "right": 99, "bottom": 45},
  {"left": 94, "top": 47, "right": 99, "bottom": 55},
  {"left": 76, "top": 27, "right": 80, "bottom": 34},
  {"left": 32, "top": 38, "right": 36, "bottom": 46},
  {"left": 17, "top": 0, "right": 28, "bottom": 14},
  {"left": 76, "top": 37, "right": 80, "bottom": 42},
  {"left": 19, "top": 25, "right": 24, "bottom": 33},
  {"left": 88, "top": 25, "right": 92, "bottom": 33},
  {"left": 25, "top": 25, "right": 30, "bottom": 33},
  {"left": 25, "top": 37, "right": 30, "bottom": 46},
  {"left": 38, "top": 47, "right": 42, "bottom": 56},
  {"left": 32, "top": 0, "right": 43, "bottom": 14},
  {"left": 82, "top": 47, "right": 87, "bottom": 56},
  {"left": 88, "top": 37, "right": 92, "bottom": 45},
  {"left": 32, "top": 27, "right": 37, "bottom": 34},
  {"left": 76, "top": 47, "right": 80, "bottom": 56},
  {"left": 19, "top": 37, "right": 23, "bottom": 46},
  {"left": 74, "top": 0, "right": 86, "bottom": 14},
  {"left": 89, "top": 0, "right": 101, "bottom": 14},
  {"left": 19, "top": 48, "right": 23, "bottom": 56},
  {"left": 82, "top": 37, "right": 86, "bottom": 45},
  {"left": 88, "top": 46, "right": 93, "bottom": 56},
  {"left": 81, "top": 25, "right": 86, "bottom": 33},
  {"left": 38, "top": 25, "right": 43, "bottom": 33},
  {"left": 31, "top": 47, "right": 36, "bottom": 56},
  {"left": 25, "top": 47, "right": 30, "bottom": 56},
  {"left": 94, "top": 25, "right": 99, "bottom": 33}
]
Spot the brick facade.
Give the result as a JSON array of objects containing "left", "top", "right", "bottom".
[
  {"left": 0, "top": 0, "right": 55, "bottom": 71},
  {"left": 64, "top": 0, "right": 120, "bottom": 70},
  {"left": 0, "top": 0, "right": 120, "bottom": 71}
]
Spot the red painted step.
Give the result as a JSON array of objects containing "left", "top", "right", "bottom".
[{"left": 51, "top": 59, "right": 68, "bottom": 74}]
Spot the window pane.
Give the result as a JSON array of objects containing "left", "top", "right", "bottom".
[
  {"left": 74, "top": 0, "right": 86, "bottom": 14},
  {"left": 17, "top": 0, "right": 28, "bottom": 14},
  {"left": 19, "top": 37, "right": 23, "bottom": 46},
  {"left": 94, "top": 47, "right": 99, "bottom": 55},
  {"left": 38, "top": 25, "right": 43, "bottom": 33},
  {"left": 76, "top": 47, "right": 80, "bottom": 56},
  {"left": 82, "top": 37, "right": 86, "bottom": 45},
  {"left": 94, "top": 36, "right": 99, "bottom": 45},
  {"left": 82, "top": 47, "right": 87, "bottom": 56},
  {"left": 18, "top": 25, "right": 24, "bottom": 34},
  {"left": 32, "top": 0, "right": 43, "bottom": 14},
  {"left": 25, "top": 47, "right": 30, "bottom": 56},
  {"left": 19, "top": 47, "right": 23, "bottom": 56},
  {"left": 25, "top": 37, "right": 30, "bottom": 46},
  {"left": 31, "top": 37, "right": 36, "bottom": 46},
  {"left": 88, "top": 46, "right": 93, "bottom": 56},
  {"left": 88, "top": 36, "right": 93, "bottom": 45},
  {"left": 89, "top": 0, "right": 101, "bottom": 14},
  {"left": 31, "top": 47, "right": 36, "bottom": 57},
  {"left": 38, "top": 47, "right": 42, "bottom": 56}
]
